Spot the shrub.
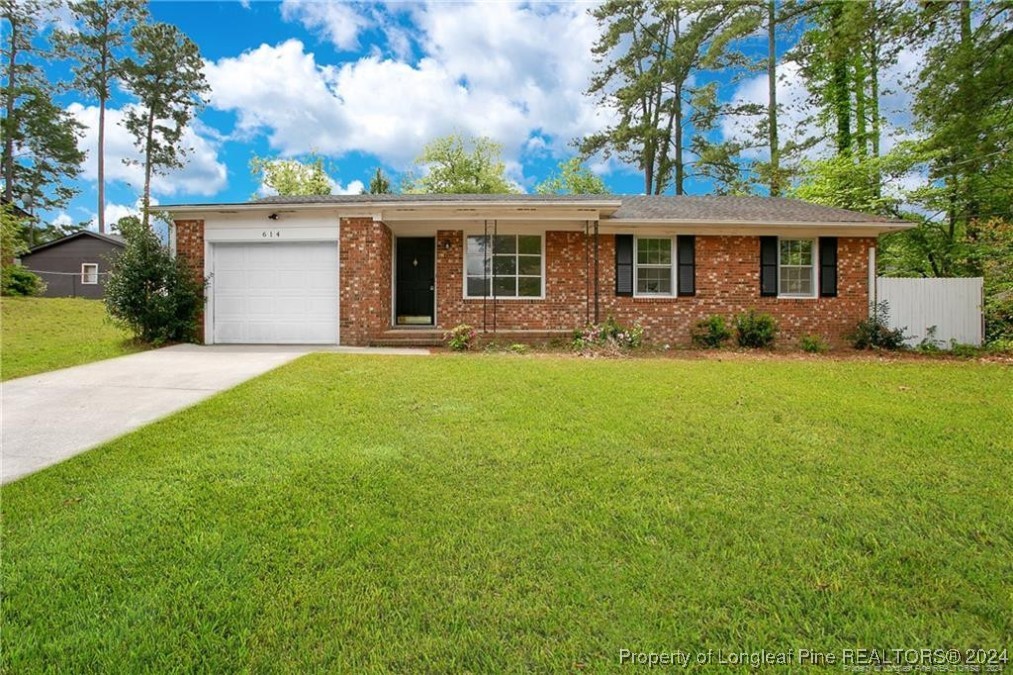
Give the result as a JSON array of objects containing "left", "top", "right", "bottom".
[
  {"left": 508, "top": 343, "right": 529, "bottom": 354},
  {"left": 104, "top": 222, "right": 206, "bottom": 344},
  {"left": 799, "top": 334, "right": 829, "bottom": 354},
  {"left": 1, "top": 265, "right": 45, "bottom": 296},
  {"left": 445, "top": 324, "right": 476, "bottom": 351},
  {"left": 573, "top": 315, "right": 644, "bottom": 351},
  {"left": 690, "top": 315, "right": 731, "bottom": 349},
  {"left": 915, "top": 326, "right": 942, "bottom": 353},
  {"left": 948, "top": 341, "right": 982, "bottom": 358},
  {"left": 849, "top": 301, "right": 908, "bottom": 350},
  {"left": 734, "top": 309, "right": 778, "bottom": 348}
]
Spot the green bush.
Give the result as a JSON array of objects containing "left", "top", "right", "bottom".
[
  {"left": 849, "top": 301, "right": 908, "bottom": 350},
  {"left": 948, "top": 342, "right": 982, "bottom": 358},
  {"left": 690, "top": 315, "right": 732, "bottom": 349},
  {"left": 1, "top": 266, "right": 45, "bottom": 296},
  {"left": 734, "top": 309, "right": 778, "bottom": 348},
  {"left": 104, "top": 222, "right": 206, "bottom": 345},
  {"left": 508, "top": 343, "right": 529, "bottom": 354},
  {"left": 445, "top": 324, "right": 476, "bottom": 351},
  {"left": 799, "top": 334, "right": 829, "bottom": 353}
]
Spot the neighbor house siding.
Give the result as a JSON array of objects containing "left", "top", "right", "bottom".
[
  {"left": 175, "top": 219, "right": 206, "bottom": 339},
  {"left": 20, "top": 237, "right": 123, "bottom": 298},
  {"left": 339, "top": 217, "right": 392, "bottom": 345}
]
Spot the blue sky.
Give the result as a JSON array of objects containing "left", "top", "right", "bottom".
[{"left": 41, "top": 1, "right": 916, "bottom": 231}]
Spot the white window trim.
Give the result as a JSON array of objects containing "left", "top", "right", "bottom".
[
  {"left": 81, "top": 263, "right": 99, "bottom": 285},
  {"left": 462, "top": 232, "right": 546, "bottom": 300},
  {"left": 777, "top": 238, "right": 818, "bottom": 299},
  {"left": 633, "top": 236, "right": 677, "bottom": 298}
]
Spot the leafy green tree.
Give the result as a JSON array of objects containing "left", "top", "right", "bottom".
[
  {"left": 2, "top": 0, "right": 85, "bottom": 215},
  {"left": 54, "top": 0, "right": 148, "bottom": 233},
  {"left": 367, "top": 167, "right": 393, "bottom": 194},
  {"left": 535, "top": 157, "right": 609, "bottom": 195},
  {"left": 250, "top": 153, "right": 333, "bottom": 197},
  {"left": 120, "top": 22, "right": 209, "bottom": 229},
  {"left": 403, "top": 134, "right": 514, "bottom": 194},
  {"left": 105, "top": 214, "right": 205, "bottom": 344}
]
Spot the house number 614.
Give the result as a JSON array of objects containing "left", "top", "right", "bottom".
[{"left": 262, "top": 230, "right": 281, "bottom": 238}]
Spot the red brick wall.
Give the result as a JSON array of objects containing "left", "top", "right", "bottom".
[
  {"left": 339, "top": 217, "right": 392, "bottom": 345},
  {"left": 174, "top": 219, "right": 205, "bottom": 341},
  {"left": 432, "top": 231, "right": 875, "bottom": 347}
]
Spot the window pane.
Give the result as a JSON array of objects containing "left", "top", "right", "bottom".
[
  {"left": 466, "top": 237, "right": 487, "bottom": 276},
  {"left": 493, "top": 255, "right": 516, "bottom": 276},
  {"left": 638, "top": 238, "right": 671, "bottom": 265},
  {"left": 518, "top": 255, "right": 540, "bottom": 275},
  {"left": 493, "top": 235, "right": 516, "bottom": 254},
  {"left": 637, "top": 267, "right": 671, "bottom": 294},
  {"left": 493, "top": 276, "right": 516, "bottom": 297},
  {"left": 518, "top": 277, "right": 541, "bottom": 297},
  {"left": 798, "top": 240, "right": 813, "bottom": 265},
  {"left": 466, "top": 277, "right": 488, "bottom": 297},
  {"left": 518, "top": 235, "right": 540, "bottom": 255}
]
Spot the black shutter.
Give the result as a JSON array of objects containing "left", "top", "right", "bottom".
[
  {"left": 819, "top": 237, "right": 838, "bottom": 297},
  {"left": 615, "top": 234, "right": 633, "bottom": 296},
  {"left": 677, "top": 235, "right": 696, "bottom": 296},
  {"left": 760, "top": 236, "right": 778, "bottom": 297}
]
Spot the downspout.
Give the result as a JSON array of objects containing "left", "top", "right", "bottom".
[
  {"left": 594, "top": 219, "right": 600, "bottom": 324},
  {"left": 492, "top": 219, "right": 498, "bottom": 334},
  {"left": 482, "top": 219, "right": 489, "bottom": 333},
  {"left": 585, "top": 220, "right": 591, "bottom": 326}
]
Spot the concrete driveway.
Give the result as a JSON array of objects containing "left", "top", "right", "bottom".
[{"left": 1, "top": 344, "right": 426, "bottom": 484}]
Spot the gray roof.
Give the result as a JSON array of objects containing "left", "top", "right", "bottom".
[
  {"left": 250, "top": 193, "right": 899, "bottom": 224},
  {"left": 610, "top": 195, "right": 897, "bottom": 223},
  {"left": 25, "top": 230, "right": 125, "bottom": 254}
]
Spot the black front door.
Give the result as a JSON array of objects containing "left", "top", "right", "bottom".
[{"left": 395, "top": 237, "right": 435, "bottom": 325}]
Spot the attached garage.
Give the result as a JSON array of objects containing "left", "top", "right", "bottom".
[{"left": 210, "top": 242, "right": 339, "bottom": 344}]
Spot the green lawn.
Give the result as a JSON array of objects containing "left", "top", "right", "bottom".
[
  {"left": 2, "top": 355, "right": 1010, "bottom": 672},
  {"left": 1, "top": 297, "right": 146, "bottom": 380}
]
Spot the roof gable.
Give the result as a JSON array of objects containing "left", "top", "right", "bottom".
[{"left": 24, "top": 230, "right": 125, "bottom": 255}]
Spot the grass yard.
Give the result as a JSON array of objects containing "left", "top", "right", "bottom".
[
  {"left": 2, "top": 355, "right": 1010, "bottom": 672},
  {"left": 0, "top": 297, "right": 146, "bottom": 380}
]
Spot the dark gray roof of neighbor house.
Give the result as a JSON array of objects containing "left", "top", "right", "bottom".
[
  {"left": 249, "top": 193, "right": 900, "bottom": 224},
  {"left": 24, "top": 230, "right": 126, "bottom": 255}
]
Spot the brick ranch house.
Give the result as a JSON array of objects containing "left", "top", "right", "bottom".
[{"left": 163, "top": 194, "right": 911, "bottom": 347}]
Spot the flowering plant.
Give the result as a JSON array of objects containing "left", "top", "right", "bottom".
[
  {"left": 445, "top": 324, "right": 477, "bottom": 351},
  {"left": 572, "top": 315, "right": 644, "bottom": 352}
]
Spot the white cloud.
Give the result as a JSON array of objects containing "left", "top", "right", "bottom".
[
  {"left": 53, "top": 212, "right": 74, "bottom": 228},
  {"left": 334, "top": 179, "right": 364, "bottom": 195},
  {"left": 280, "top": 0, "right": 370, "bottom": 51},
  {"left": 205, "top": 2, "right": 607, "bottom": 169},
  {"left": 66, "top": 103, "right": 228, "bottom": 197}
]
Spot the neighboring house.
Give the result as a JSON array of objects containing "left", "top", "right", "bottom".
[
  {"left": 162, "top": 194, "right": 911, "bottom": 347},
  {"left": 19, "top": 231, "right": 125, "bottom": 299}
]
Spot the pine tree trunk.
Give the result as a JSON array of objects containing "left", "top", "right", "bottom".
[
  {"left": 767, "top": 0, "right": 780, "bottom": 196},
  {"left": 674, "top": 86, "right": 684, "bottom": 195},
  {"left": 142, "top": 112, "right": 155, "bottom": 230},
  {"left": 3, "top": 19, "right": 17, "bottom": 203},
  {"left": 98, "top": 96, "right": 106, "bottom": 233},
  {"left": 830, "top": 2, "right": 852, "bottom": 156}
]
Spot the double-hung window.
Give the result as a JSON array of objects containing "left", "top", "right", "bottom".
[
  {"left": 465, "top": 234, "right": 542, "bottom": 298},
  {"left": 81, "top": 263, "right": 99, "bottom": 285},
  {"left": 778, "top": 239, "right": 816, "bottom": 297},
  {"left": 635, "top": 237, "right": 674, "bottom": 296}
]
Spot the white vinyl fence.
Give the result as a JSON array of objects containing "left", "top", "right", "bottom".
[{"left": 876, "top": 277, "right": 984, "bottom": 348}]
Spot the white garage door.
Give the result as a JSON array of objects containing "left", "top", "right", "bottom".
[{"left": 212, "top": 242, "right": 338, "bottom": 344}]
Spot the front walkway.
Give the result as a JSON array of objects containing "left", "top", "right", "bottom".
[{"left": 1, "top": 344, "right": 428, "bottom": 484}]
